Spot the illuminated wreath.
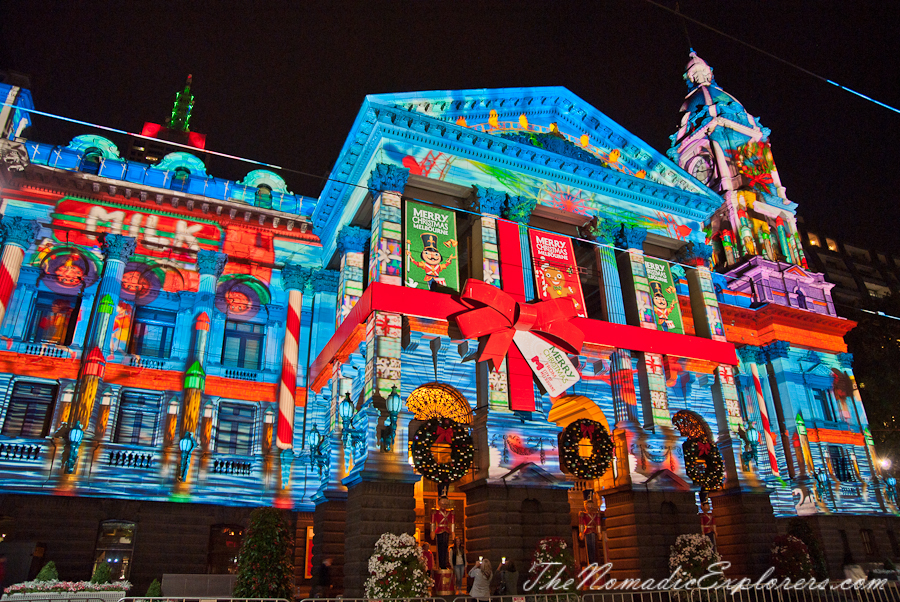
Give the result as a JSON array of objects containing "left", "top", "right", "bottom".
[
  {"left": 559, "top": 418, "right": 614, "bottom": 479},
  {"left": 672, "top": 410, "right": 725, "bottom": 492},
  {"left": 410, "top": 418, "right": 474, "bottom": 484},
  {"left": 683, "top": 438, "right": 725, "bottom": 492}
]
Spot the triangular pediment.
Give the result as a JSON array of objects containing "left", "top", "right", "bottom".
[
  {"left": 784, "top": 265, "right": 811, "bottom": 279},
  {"left": 369, "top": 87, "right": 718, "bottom": 199},
  {"left": 499, "top": 461, "right": 562, "bottom": 485}
]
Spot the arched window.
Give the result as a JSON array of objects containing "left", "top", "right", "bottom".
[
  {"left": 255, "top": 184, "right": 273, "bottom": 209},
  {"left": 171, "top": 167, "right": 191, "bottom": 191},
  {"left": 78, "top": 148, "right": 103, "bottom": 175},
  {"left": 93, "top": 520, "right": 136, "bottom": 580}
]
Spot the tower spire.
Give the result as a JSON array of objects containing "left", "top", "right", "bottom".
[{"left": 167, "top": 74, "right": 194, "bottom": 133}]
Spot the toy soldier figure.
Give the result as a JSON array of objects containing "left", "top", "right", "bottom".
[
  {"left": 431, "top": 490, "right": 455, "bottom": 569},
  {"left": 578, "top": 490, "right": 602, "bottom": 565},
  {"left": 700, "top": 495, "right": 717, "bottom": 550}
]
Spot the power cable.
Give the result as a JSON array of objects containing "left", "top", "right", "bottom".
[{"left": 642, "top": 0, "right": 900, "bottom": 116}]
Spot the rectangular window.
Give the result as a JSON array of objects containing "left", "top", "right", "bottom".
[
  {"left": 829, "top": 445, "right": 856, "bottom": 482},
  {"left": 28, "top": 294, "right": 77, "bottom": 345},
  {"left": 1, "top": 382, "right": 58, "bottom": 438},
  {"left": 861, "top": 529, "right": 877, "bottom": 556},
  {"left": 813, "top": 388, "right": 835, "bottom": 421},
  {"left": 128, "top": 308, "right": 176, "bottom": 358},
  {"left": 221, "top": 321, "right": 264, "bottom": 370},
  {"left": 114, "top": 390, "right": 161, "bottom": 446},
  {"left": 93, "top": 520, "right": 135, "bottom": 580},
  {"left": 216, "top": 403, "right": 255, "bottom": 455},
  {"left": 207, "top": 524, "right": 244, "bottom": 574}
]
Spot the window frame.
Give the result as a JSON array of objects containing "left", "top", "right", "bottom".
[
  {"left": 215, "top": 402, "right": 256, "bottom": 455},
  {"left": 1, "top": 381, "right": 58, "bottom": 439},
  {"left": 27, "top": 292, "right": 78, "bottom": 345},
  {"left": 128, "top": 307, "right": 177, "bottom": 359},
  {"left": 221, "top": 320, "right": 265, "bottom": 370},
  {"left": 92, "top": 520, "right": 136, "bottom": 581},
  {"left": 207, "top": 524, "right": 245, "bottom": 574},
  {"left": 113, "top": 390, "right": 162, "bottom": 447}
]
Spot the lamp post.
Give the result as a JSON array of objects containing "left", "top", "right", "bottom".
[
  {"left": 339, "top": 392, "right": 365, "bottom": 457},
  {"left": 178, "top": 432, "right": 197, "bottom": 481},
  {"left": 64, "top": 421, "right": 85, "bottom": 474},
  {"left": 306, "top": 424, "right": 327, "bottom": 479},
  {"left": 381, "top": 385, "right": 402, "bottom": 452}
]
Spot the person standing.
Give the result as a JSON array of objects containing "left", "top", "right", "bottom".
[
  {"left": 309, "top": 558, "right": 332, "bottom": 598},
  {"left": 502, "top": 561, "right": 518, "bottom": 595},
  {"left": 469, "top": 558, "right": 492, "bottom": 602},
  {"left": 451, "top": 538, "right": 466, "bottom": 594}
]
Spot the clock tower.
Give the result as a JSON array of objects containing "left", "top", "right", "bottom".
[{"left": 668, "top": 52, "right": 806, "bottom": 271}]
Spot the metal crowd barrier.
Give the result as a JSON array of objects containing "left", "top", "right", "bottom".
[{"left": 119, "top": 598, "right": 290, "bottom": 602}]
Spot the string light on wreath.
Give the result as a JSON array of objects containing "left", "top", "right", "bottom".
[
  {"left": 410, "top": 417, "right": 474, "bottom": 484},
  {"left": 673, "top": 410, "right": 725, "bottom": 492},
  {"left": 559, "top": 418, "right": 614, "bottom": 479}
]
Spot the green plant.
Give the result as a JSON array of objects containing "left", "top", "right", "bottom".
[
  {"left": 35, "top": 561, "right": 59, "bottom": 582},
  {"left": 669, "top": 534, "right": 721, "bottom": 581},
  {"left": 772, "top": 535, "right": 814, "bottom": 579},
  {"left": 530, "top": 537, "right": 578, "bottom": 592},
  {"left": 145, "top": 578, "right": 162, "bottom": 597},
  {"left": 232, "top": 508, "right": 294, "bottom": 599},
  {"left": 787, "top": 518, "right": 829, "bottom": 579},
  {"left": 90, "top": 562, "right": 113, "bottom": 584},
  {"left": 364, "top": 532, "right": 433, "bottom": 598}
]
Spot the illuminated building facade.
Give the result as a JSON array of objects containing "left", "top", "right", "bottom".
[{"left": 0, "top": 54, "right": 896, "bottom": 593}]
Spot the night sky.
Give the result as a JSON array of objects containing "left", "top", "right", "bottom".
[{"left": 2, "top": 2, "right": 898, "bottom": 252}]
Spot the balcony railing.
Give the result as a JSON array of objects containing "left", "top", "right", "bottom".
[
  {"left": 0, "top": 441, "right": 43, "bottom": 461},
  {"left": 21, "top": 343, "right": 74, "bottom": 359},
  {"left": 108, "top": 450, "right": 155, "bottom": 469}
]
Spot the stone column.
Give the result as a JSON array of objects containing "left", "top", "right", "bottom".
[
  {"left": 367, "top": 163, "right": 408, "bottom": 286},
  {"left": 737, "top": 345, "right": 781, "bottom": 478},
  {"left": 762, "top": 341, "right": 798, "bottom": 480},
  {"left": 335, "top": 226, "right": 369, "bottom": 326},
  {"left": 70, "top": 234, "right": 137, "bottom": 430},
  {"left": 279, "top": 264, "right": 310, "bottom": 451},
  {"left": 469, "top": 186, "right": 509, "bottom": 410},
  {"left": 177, "top": 250, "right": 227, "bottom": 487},
  {"left": 0, "top": 217, "right": 38, "bottom": 328},
  {"left": 312, "top": 489, "right": 348, "bottom": 595}
]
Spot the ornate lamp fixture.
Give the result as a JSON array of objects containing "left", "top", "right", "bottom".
[
  {"left": 338, "top": 392, "right": 365, "bottom": 456},
  {"left": 306, "top": 423, "right": 327, "bottom": 479},
  {"left": 64, "top": 421, "right": 85, "bottom": 474},
  {"left": 178, "top": 432, "right": 197, "bottom": 481},
  {"left": 381, "top": 385, "right": 402, "bottom": 452}
]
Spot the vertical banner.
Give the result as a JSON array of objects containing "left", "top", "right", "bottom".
[
  {"left": 643, "top": 258, "right": 684, "bottom": 334},
  {"left": 528, "top": 229, "right": 587, "bottom": 317},
  {"left": 404, "top": 200, "right": 459, "bottom": 290}
]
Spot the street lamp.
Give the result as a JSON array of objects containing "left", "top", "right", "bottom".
[
  {"left": 339, "top": 392, "right": 365, "bottom": 456},
  {"left": 306, "top": 424, "right": 327, "bottom": 480},
  {"left": 178, "top": 432, "right": 197, "bottom": 481},
  {"left": 381, "top": 385, "right": 402, "bottom": 452},
  {"left": 64, "top": 421, "right": 85, "bottom": 474}
]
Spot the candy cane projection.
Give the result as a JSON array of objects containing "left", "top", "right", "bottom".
[{"left": 278, "top": 264, "right": 309, "bottom": 450}]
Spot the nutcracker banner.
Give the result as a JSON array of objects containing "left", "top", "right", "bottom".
[
  {"left": 404, "top": 200, "right": 459, "bottom": 290},
  {"left": 529, "top": 229, "right": 587, "bottom": 318},
  {"left": 644, "top": 257, "right": 684, "bottom": 334}
]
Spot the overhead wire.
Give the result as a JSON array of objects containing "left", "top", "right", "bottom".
[
  {"left": 5, "top": 98, "right": 900, "bottom": 324},
  {"left": 642, "top": 0, "right": 900, "bottom": 116}
]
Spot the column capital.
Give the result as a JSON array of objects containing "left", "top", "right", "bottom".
[
  {"left": 1, "top": 216, "right": 39, "bottom": 249},
  {"left": 675, "top": 241, "right": 713, "bottom": 268},
  {"left": 737, "top": 345, "right": 764, "bottom": 364},
  {"left": 196, "top": 250, "right": 228, "bottom": 278},
  {"left": 367, "top": 163, "right": 409, "bottom": 194},
  {"left": 763, "top": 340, "right": 790, "bottom": 361},
  {"left": 579, "top": 216, "right": 620, "bottom": 244},
  {"left": 836, "top": 352, "right": 853, "bottom": 369},
  {"left": 336, "top": 226, "right": 371, "bottom": 255},
  {"left": 100, "top": 233, "right": 136, "bottom": 263},
  {"left": 615, "top": 225, "right": 647, "bottom": 251},
  {"left": 281, "top": 263, "right": 311, "bottom": 292},
  {"left": 501, "top": 194, "right": 536, "bottom": 224},
  {"left": 470, "top": 185, "right": 506, "bottom": 217},
  {"left": 309, "top": 268, "right": 340, "bottom": 293}
]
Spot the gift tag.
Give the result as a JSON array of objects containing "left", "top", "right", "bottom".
[{"left": 512, "top": 330, "right": 580, "bottom": 397}]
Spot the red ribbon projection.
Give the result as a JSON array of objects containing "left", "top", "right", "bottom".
[
  {"left": 697, "top": 440, "right": 712, "bottom": 456},
  {"left": 580, "top": 422, "right": 596, "bottom": 438},
  {"left": 744, "top": 173, "right": 773, "bottom": 194},
  {"left": 456, "top": 279, "right": 584, "bottom": 367},
  {"left": 435, "top": 426, "right": 453, "bottom": 444}
]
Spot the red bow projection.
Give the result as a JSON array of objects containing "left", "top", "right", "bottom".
[
  {"left": 435, "top": 425, "right": 454, "bottom": 444},
  {"left": 697, "top": 440, "right": 712, "bottom": 457},
  {"left": 456, "top": 279, "right": 584, "bottom": 366},
  {"left": 455, "top": 279, "right": 584, "bottom": 410},
  {"left": 745, "top": 172, "right": 774, "bottom": 194},
  {"left": 580, "top": 422, "right": 596, "bottom": 438}
]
